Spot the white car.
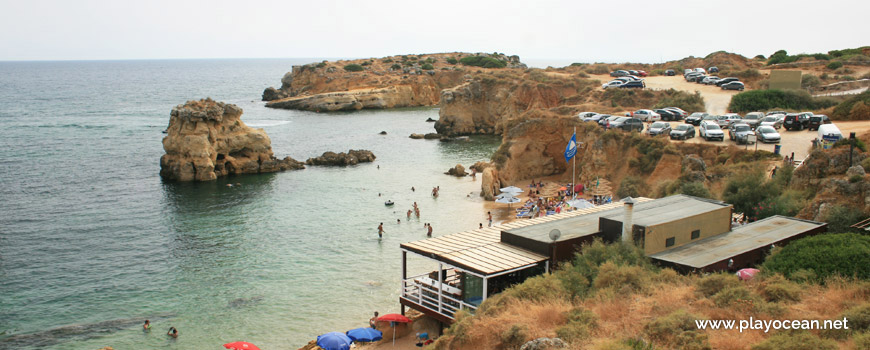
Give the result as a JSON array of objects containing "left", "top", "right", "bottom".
[
  {"left": 633, "top": 109, "right": 661, "bottom": 122},
  {"left": 577, "top": 112, "right": 597, "bottom": 119},
  {"left": 602, "top": 80, "right": 625, "bottom": 89},
  {"left": 717, "top": 114, "right": 742, "bottom": 128},
  {"left": 700, "top": 121, "right": 725, "bottom": 141}
]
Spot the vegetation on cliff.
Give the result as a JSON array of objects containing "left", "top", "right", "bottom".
[
  {"left": 431, "top": 238, "right": 870, "bottom": 350},
  {"left": 727, "top": 89, "right": 838, "bottom": 114}
]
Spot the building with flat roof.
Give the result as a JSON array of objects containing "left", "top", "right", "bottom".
[{"left": 650, "top": 215, "right": 827, "bottom": 272}]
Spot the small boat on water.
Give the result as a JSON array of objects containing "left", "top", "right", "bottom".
[{"left": 385, "top": 200, "right": 395, "bottom": 206}]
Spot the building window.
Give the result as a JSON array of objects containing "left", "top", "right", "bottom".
[
  {"left": 691, "top": 230, "right": 700, "bottom": 239},
  {"left": 666, "top": 237, "right": 675, "bottom": 247}
]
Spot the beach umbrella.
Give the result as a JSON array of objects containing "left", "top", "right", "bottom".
[
  {"left": 736, "top": 268, "right": 760, "bottom": 281},
  {"left": 494, "top": 192, "right": 517, "bottom": 199},
  {"left": 499, "top": 186, "right": 524, "bottom": 194},
  {"left": 566, "top": 199, "right": 594, "bottom": 209},
  {"left": 495, "top": 196, "right": 522, "bottom": 208},
  {"left": 377, "top": 314, "right": 412, "bottom": 346},
  {"left": 223, "top": 341, "right": 261, "bottom": 350},
  {"left": 558, "top": 186, "right": 567, "bottom": 191},
  {"left": 316, "top": 332, "right": 352, "bottom": 350},
  {"left": 346, "top": 327, "right": 383, "bottom": 342}
]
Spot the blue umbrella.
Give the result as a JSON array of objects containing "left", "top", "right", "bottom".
[
  {"left": 346, "top": 327, "right": 383, "bottom": 342},
  {"left": 316, "top": 332, "right": 352, "bottom": 350}
]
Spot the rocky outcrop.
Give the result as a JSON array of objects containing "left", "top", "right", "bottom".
[
  {"left": 423, "top": 133, "right": 441, "bottom": 140},
  {"left": 446, "top": 164, "right": 467, "bottom": 177},
  {"left": 305, "top": 150, "right": 375, "bottom": 166},
  {"left": 520, "top": 337, "right": 567, "bottom": 350},
  {"left": 160, "top": 98, "right": 303, "bottom": 181},
  {"left": 409, "top": 133, "right": 425, "bottom": 139},
  {"left": 266, "top": 86, "right": 439, "bottom": 112},
  {"left": 480, "top": 167, "right": 502, "bottom": 200}
]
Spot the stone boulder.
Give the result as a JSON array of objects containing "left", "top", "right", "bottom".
[
  {"left": 409, "top": 133, "right": 425, "bottom": 139},
  {"left": 520, "top": 337, "right": 567, "bottom": 350},
  {"left": 481, "top": 167, "right": 501, "bottom": 200},
  {"left": 683, "top": 154, "right": 706, "bottom": 172},
  {"left": 160, "top": 98, "right": 304, "bottom": 181},
  {"left": 847, "top": 165, "right": 866, "bottom": 177},
  {"left": 446, "top": 164, "right": 467, "bottom": 177},
  {"left": 379, "top": 131, "right": 387, "bottom": 135},
  {"left": 423, "top": 133, "right": 441, "bottom": 140},
  {"left": 305, "top": 149, "right": 376, "bottom": 166},
  {"left": 470, "top": 161, "right": 491, "bottom": 173},
  {"left": 262, "top": 87, "right": 289, "bottom": 101}
]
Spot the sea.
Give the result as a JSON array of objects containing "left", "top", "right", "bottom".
[{"left": 0, "top": 59, "right": 504, "bottom": 349}]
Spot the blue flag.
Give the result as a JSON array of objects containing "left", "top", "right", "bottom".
[{"left": 564, "top": 132, "right": 577, "bottom": 162}]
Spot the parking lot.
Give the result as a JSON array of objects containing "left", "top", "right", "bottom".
[{"left": 660, "top": 120, "right": 870, "bottom": 161}]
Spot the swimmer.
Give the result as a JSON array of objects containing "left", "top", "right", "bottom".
[
  {"left": 143, "top": 320, "right": 151, "bottom": 331},
  {"left": 378, "top": 223, "right": 385, "bottom": 238},
  {"left": 479, "top": 223, "right": 483, "bottom": 229},
  {"left": 167, "top": 327, "right": 178, "bottom": 338},
  {"left": 397, "top": 219, "right": 401, "bottom": 224},
  {"left": 407, "top": 210, "right": 411, "bottom": 218}
]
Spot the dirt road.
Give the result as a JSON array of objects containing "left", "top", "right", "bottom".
[{"left": 589, "top": 74, "right": 740, "bottom": 114}]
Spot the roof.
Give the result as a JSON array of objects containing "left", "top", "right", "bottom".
[
  {"left": 502, "top": 198, "right": 653, "bottom": 243},
  {"left": 649, "top": 215, "right": 826, "bottom": 268},
  {"left": 401, "top": 199, "right": 651, "bottom": 275},
  {"left": 601, "top": 194, "right": 730, "bottom": 227}
]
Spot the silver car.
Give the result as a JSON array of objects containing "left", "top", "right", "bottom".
[
  {"left": 756, "top": 126, "right": 781, "bottom": 143},
  {"left": 759, "top": 116, "right": 783, "bottom": 129},
  {"left": 648, "top": 122, "right": 672, "bottom": 136}
]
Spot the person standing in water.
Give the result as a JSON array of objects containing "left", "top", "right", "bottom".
[
  {"left": 143, "top": 320, "right": 151, "bottom": 332},
  {"left": 427, "top": 224, "right": 433, "bottom": 237},
  {"left": 167, "top": 327, "right": 178, "bottom": 338},
  {"left": 487, "top": 212, "right": 493, "bottom": 227},
  {"left": 370, "top": 311, "right": 379, "bottom": 328},
  {"left": 407, "top": 210, "right": 411, "bottom": 219},
  {"left": 378, "top": 223, "right": 385, "bottom": 238}
]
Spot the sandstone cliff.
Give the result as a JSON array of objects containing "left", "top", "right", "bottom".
[
  {"left": 160, "top": 98, "right": 303, "bottom": 181},
  {"left": 263, "top": 53, "right": 526, "bottom": 112}
]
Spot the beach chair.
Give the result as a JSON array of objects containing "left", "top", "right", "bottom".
[{"left": 516, "top": 209, "right": 532, "bottom": 218}]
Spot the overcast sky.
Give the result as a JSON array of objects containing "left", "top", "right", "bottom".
[{"left": 0, "top": 0, "right": 866, "bottom": 64}]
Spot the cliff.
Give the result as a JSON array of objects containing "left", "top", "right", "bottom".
[
  {"left": 160, "top": 98, "right": 303, "bottom": 181},
  {"left": 263, "top": 53, "right": 525, "bottom": 112}
]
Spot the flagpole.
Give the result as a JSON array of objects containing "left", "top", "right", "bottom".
[{"left": 572, "top": 126, "right": 576, "bottom": 200}]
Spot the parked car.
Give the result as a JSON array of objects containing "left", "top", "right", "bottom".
[
  {"left": 685, "top": 112, "right": 708, "bottom": 125},
  {"left": 759, "top": 116, "right": 783, "bottom": 129},
  {"left": 701, "top": 76, "right": 720, "bottom": 85},
  {"left": 665, "top": 69, "right": 676, "bottom": 76},
  {"left": 684, "top": 69, "right": 693, "bottom": 76},
  {"left": 766, "top": 110, "right": 787, "bottom": 116},
  {"left": 654, "top": 109, "right": 679, "bottom": 121},
  {"left": 577, "top": 112, "right": 597, "bottom": 119},
  {"left": 610, "top": 117, "right": 644, "bottom": 132},
  {"left": 742, "top": 112, "right": 764, "bottom": 129},
  {"left": 633, "top": 109, "right": 661, "bottom": 122},
  {"left": 663, "top": 107, "right": 688, "bottom": 119},
  {"left": 599, "top": 115, "right": 620, "bottom": 128},
  {"left": 715, "top": 77, "right": 740, "bottom": 86},
  {"left": 670, "top": 124, "right": 696, "bottom": 140},
  {"left": 685, "top": 72, "right": 704, "bottom": 81},
  {"left": 636, "top": 70, "right": 648, "bottom": 77},
  {"left": 602, "top": 80, "right": 625, "bottom": 89},
  {"left": 783, "top": 113, "right": 810, "bottom": 131},
  {"left": 721, "top": 81, "right": 745, "bottom": 91},
  {"left": 694, "top": 68, "right": 706, "bottom": 74},
  {"left": 583, "top": 114, "right": 607, "bottom": 122},
  {"left": 729, "top": 123, "right": 755, "bottom": 144},
  {"left": 808, "top": 115, "right": 832, "bottom": 130},
  {"left": 717, "top": 114, "right": 742, "bottom": 128},
  {"left": 610, "top": 70, "right": 630, "bottom": 77},
  {"left": 648, "top": 122, "right": 672, "bottom": 136},
  {"left": 628, "top": 70, "right": 639, "bottom": 76},
  {"left": 709, "top": 66, "right": 719, "bottom": 73},
  {"left": 700, "top": 121, "right": 725, "bottom": 141},
  {"left": 619, "top": 80, "right": 646, "bottom": 89},
  {"left": 755, "top": 126, "right": 781, "bottom": 143}
]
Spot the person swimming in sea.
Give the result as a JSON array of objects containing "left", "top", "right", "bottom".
[
  {"left": 143, "top": 320, "right": 151, "bottom": 332},
  {"left": 167, "top": 327, "right": 178, "bottom": 338}
]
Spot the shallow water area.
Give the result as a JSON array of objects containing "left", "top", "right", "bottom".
[{"left": 0, "top": 59, "right": 500, "bottom": 349}]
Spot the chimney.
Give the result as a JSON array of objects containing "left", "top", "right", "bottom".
[{"left": 622, "top": 197, "right": 636, "bottom": 243}]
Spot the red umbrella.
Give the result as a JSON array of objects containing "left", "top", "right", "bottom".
[
  {"left": 377, "top": 313, "right": 411, "bottom": 323},
  {"left": 736, "top": 268, "right": 760, "bottom": 281},
  {"left": 224, "top": 341, "right": 261, "bottom": 350}
]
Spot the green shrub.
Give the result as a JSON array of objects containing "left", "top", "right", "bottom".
[
  {"left": 851, "top": 174, "right": 864, "bottom": 183},
  {"left": 502, "top": 274, "right": 566, "bottom": 302},
  {"left": 862, "top": 157, "right": 870, "bottom": 172},
  {"left": 593, "top": 261, "right": 651, "bottom": 292},
  {"left": 390, "top": 63, "right": 401, "bottom": 70},
  {"left": 833, "top": 137, "right": 867, "bottom": 152},
  {"left": 381, "top": 58, "right": 393, "bottom": 63},
  {"left": 751, "top": 331, "right": 837, "bottom": 350},
  {"left": 832, "top": 91, "right": 870, "bottom": 120},
  {"left": 421, "top": 63, "right": 434, "bottom": 70},
  {"left": 843, "top": 303, "right": 870, "bottom": 332},
  {"left": 555, "top": 307, "right": 598, "bottom": 343},
  {"left": 823, "top": 206, "right": 866, "bottom": 233},
  {"left": 446, "top": 57, "right": 458, "bottom": 64},
  {"left": 826, "top": 61, "right": 844, "bottom": 70},
  {"left": 677, "top": 182, "right": 712, "bottom": 199},
  {"left": 855, "top": 332, "right": 870, "bottom": 350},
  {"left": 763, "top": 233, "right": 870, "bottom": 281},
  {"left": 316, "top": 62, "right": 327, "bottom": 68},
  {"left": 712, "top": 285, "right": 757, "bottom": 307},
  {"left": 361, "top": 61, "right": 371, "bottom": 66},
  {"left": 755, "top": 54, "right": 766, "bottom": 59},
  {"left": 728, "top": 89, "right": 838, "bottom": 113},
  {"left": 722, "top": 169, "right": 779, "bottom": 217},
  {"left": 491, "top": 141, "right": 512, "bottom": 168},
  {"left": 801, "top": 74, "right": 822, "bottom": 89},
  {"left": 644, "top": 310, "right": 710, "bottom": 350},
  {"left": 560, "top": 239, "right": 653, "bottom": 296},
  {"left": 459, "top": 56, "right": 507, "bottom": 68},
  {"left": 343, "top": 64, "right": 364, "bottom": 72},
  {"left": 696, "top": 273, "right": 741, "bottom": 297},
  {"left": 617, "top": 176, "right": 650, "bottom": 198},
  {"left": 758, "top": 274, "right": 802, "bottom": 302},
  {"left": 501, "top": 324, "right": 529, "bottom": 349}
]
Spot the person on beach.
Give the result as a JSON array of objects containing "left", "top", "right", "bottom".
[
  {"left": 397, "top": 219, "right": 401, "bottom": 224},
  {"left": 427, "top": 224, "right": 433, "bottom": 237},
  {"left": 378, "top": 223, "right": 385, "bottom": 238},
  {"left": 479, "top": 223, "right": 483, "bottom": 229},
  {"left": 407, "top": 210, "right": 412, "bottom": 219},
  {"left": 411, "top": 186, "right": 415, "bottom": 192},
  {"left": 143, "top": 320, "right": 151, "bottom": 331},
  {"left": 413, "top": 202, "right": 418, "bottom": 210},
  {"left": 370, "top": 311, "right": 379, "bottom": 328},
  {"left": 415, "top": 208, "right": 420, "bottom": 217},
  {"left": 167, "top": 327, "right": 178, "bottom": 338},
  {"left": 487, "top": 212, "right": 493, "bottom": 227}
]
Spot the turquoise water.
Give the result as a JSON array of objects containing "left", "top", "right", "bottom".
[{"left": 0, "top": 59, "right": 500, "bottom": 349}]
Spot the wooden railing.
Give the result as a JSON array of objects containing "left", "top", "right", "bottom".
[{"left": 401, "top": 273, "right": 477, "bottom": 319}]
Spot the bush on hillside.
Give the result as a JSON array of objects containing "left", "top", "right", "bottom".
[
  {"left": 459, "top": 56, "right": 507, "bottom": 68},
  {"left": 555, "top": 307, "right": 598, "bottom": 343},
  {"left": 832, "top": 137, "right": 867, "bottom": 152},
  {"left": 316, "top": 62, "right": 327, "bottom": 68},
  {"left": 826, "top": 61, "right": 844, "bottom": 70},
  {"left": 421, "top": 63, "right": 434, "bottom": 70},
  {"left": 653, "top": 90, "right": 705, "bottom": 113},
  {"left": 758, "top": 274, "right": 802, "bottom": 302},
  {"left": 644, "top": 310, "right": 710, "bottom": 350},
  {"left": 501, "top": 324, "right": 529, "bottom": 349},
  {"left": 822, "top": 205, "right": 866, "bottom": 233},
  {"left": 390, "top": 63, "right": 401, "bottom": 70},
  {"left": 677, "top": 182, "right": 712, "bottom": 199},
  {"left": 560, "top": 239, "right": 653, "bottom": 296},
  {"left": 832, "top": 91, "right": 870, "bottom": 120},
  {"left": 617, "top": 176, "right": 650, "bottom": 198},
  {"left": 445, "top": 57, "right": 458, "bottom": 65},
  {"left": 763, "top": 233, "right": 870, "bottom": 281},
  {"left": 593, "top": 261, "right": 651, "bottom": 292},
  {"left": 801, "top": 74, "right": 822, "bottom": 89},
  {"left": 343, "top": 64, "right": 364, "bottom": 72},
  {"left": 727, "top": 89, "right": 838, "bottom": 113},
  {"left": 722, "top": 169, "right": 779, "bottom": 217},
  {"left": 751, "top": 331, "right": 837, "bottom": 350},
  {"left": 696, "top": 273, "right": 742, "bottom": 297}
]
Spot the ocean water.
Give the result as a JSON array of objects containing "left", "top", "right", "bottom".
[{"left": 0, "top": 59, "right": 501, "bottom": 349}]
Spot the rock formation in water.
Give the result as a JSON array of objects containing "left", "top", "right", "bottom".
[
  {"left": 445, "top": 164, "right": 467, "bottom": 177},
  {"left": 160, "top": 98, "right": 304, "bottom": 181},
  {"left": 262, "top": 53, "right": 527, "bottom": 112},
  {"left": 305, "top": 150, "right": 376, "bottom": 166}
]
